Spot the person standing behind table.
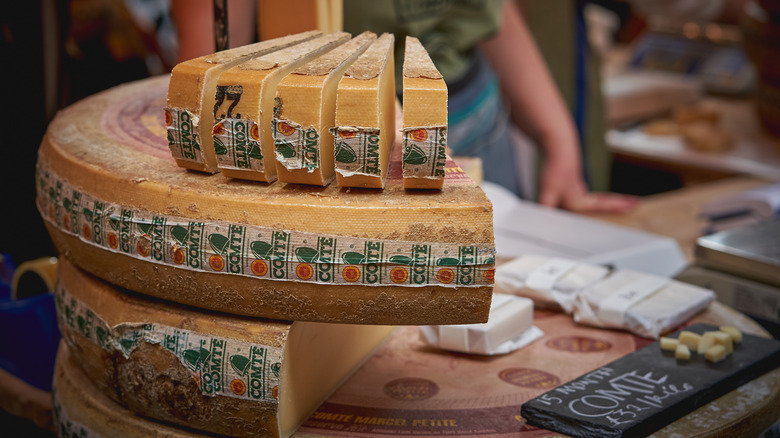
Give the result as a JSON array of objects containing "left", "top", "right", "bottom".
[{"left": 343, "top": 0, "right": 637, "bottom": 213}]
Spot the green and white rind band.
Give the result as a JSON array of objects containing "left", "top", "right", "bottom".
[
  {"left": 164, "top": 107, "right": 203, "bottom": 164},
  {"left": 273, "top": 117, "right": 321, "bottom": 172},
  {"left": 55, "top": 282, "right": 283, "bottom": 403},
  {"left": 36, "top": 162, "right": 495, "bottom": 288},
  {"left": 402, "top": 126, "right": 447, "bottom": 179},
  {"left": 213, "top": 117, "right": 264, "bottom": 172}
]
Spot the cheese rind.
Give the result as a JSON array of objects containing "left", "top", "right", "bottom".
[
  {"left": 334, "top": 33, "right": 396, "bottom": 188},
  {"left": 53, "top": 341, "right": 202, "bottom": 438},
  {"left": 215, "top": 32, "right": 351, "bottom": 182},
  {"left": 273, "top": 31, "right": 376, "bottom": 185},
  {"left": 36, "top": 75, "right": 495, "bottom": 325},
  {"left": 165, "top": 31, "right": 320, "bottom": 173},
  {"left": 55, "top": 257, "right": 394, "bottom": 437},
  {"left": 402, "top": 36, "right": 448, "bottom": 189}
]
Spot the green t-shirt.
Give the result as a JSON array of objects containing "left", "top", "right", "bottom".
[{"left": 343, "top": 0, "right": 504, "bottom": 84}]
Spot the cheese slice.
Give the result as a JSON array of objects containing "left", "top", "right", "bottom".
[
  {"left": 53, "top": 341, "right": 202, "bottom": 437},
  {"left": 273, "top": 31, "right": 376, "bottom": 185},
  {"left": 333, "top": 33, "right": 396, "bottom": 188},
  {"left": 55, "top": 257, "right": 394, "bottom": 438},
  {"left": 36, "top": 75, "right": 495, "bottom": 325},
  {"left": 165, "top": 31, "right": 321, "bottom": 173},
  {"left": 215, "top": 32, "right": 350, "bottom": 183},
  {"left": 402, "top": 36, "right": 448, "bottom": 189}
]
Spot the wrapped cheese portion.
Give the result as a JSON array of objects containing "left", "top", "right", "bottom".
[
  {"left": 55, "top": 258, "right": 394, "bottom": 437},
  {"left": 573, "top": 269, "right": 716, "bottom": 338},
  {"left": 36, "top": 75, "right": 495, "bottom": 325},
  {"left": 214, "top": 32, "right": 351, "bottom": 182},
  {"left": 494, "top": 254, "right": 611, "bottom": 312},
  {"left": 53, "top": 341, "right": 204, "bottom": 438},
  {"left": 420, "top": 293, "right": 542, "bottom": 355},
  {"left": 402, "top": 36, "right": 448, "bottom": 189},
  {"left": 165, "top": 31, "right": 320, "bottom": 173},
  {"left": 273, "top": 31, "right": 376, "bottom": 185},
  {"left": 333, "top": 33, "right": 396, "bottom": 188}
]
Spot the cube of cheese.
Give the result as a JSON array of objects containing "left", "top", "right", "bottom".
[
  {"left": 712, "top": 330, "right": 734, "bottom": 354},
  {"left": 720, "top": 325, "right": 743, "bottom": 344},
  {"left": 678, "top": 331, "right": 702, "bottom": 350},
  {"left": 705, "top": 344, "right": 728, "bottom": 362},
  {"left": 273, "top": 31, "right": 376, "bottom": 185},
  {"left": 675, "top": 343, "right": 691, "bottom": 360},
  {"left": 56, "top": 257, "right": 394, "bottom": 438},
  {"left": 333, "top": 33, "right": 396, "bottom": 188},
  {"left": 659, "top": 336, "right": 679, "bottom": 351},
  {"left": 697, "top": 331, "right": 719, "bottom": 355},
  {"left": 402, "top": 36, "right": 448, "bottom": 190},
  {"left": 165, "top": 31, "right": 320, "bottom": 173},
  {"left": 215, "top": 32, "right": 350, "bottom": 183}
]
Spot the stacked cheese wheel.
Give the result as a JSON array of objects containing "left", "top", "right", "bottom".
[{"left": 38, "top": 31, "right": 495, "bottom": 437}]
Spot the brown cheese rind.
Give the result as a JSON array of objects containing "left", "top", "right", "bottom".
[
  {"left": 293, "top": 31, "right": 376, "bottom": 76},
  {"left": 343, "top": 33, "right": 394, "bottom": 80},
  {"left": 402, "top": 36, "right": 443, "bottom": 79},
  {"left": 240, "top": 32, "right": 350, "bottom": 71}
]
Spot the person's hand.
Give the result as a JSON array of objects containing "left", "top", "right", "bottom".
[{"left": 538, "top": 148, "right": 639, "bottom": 214}]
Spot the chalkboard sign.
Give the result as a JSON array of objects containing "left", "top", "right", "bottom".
[{"left": 521, "top": 323, "right": 780, "bottom": 438}]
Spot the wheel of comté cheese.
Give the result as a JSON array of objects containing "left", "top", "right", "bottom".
[
  {"left": 55, "top": 257, "right": 394, "bottom": 437},
  {"left": 36, "top": 75, "right": 495, "bottom": 325}
]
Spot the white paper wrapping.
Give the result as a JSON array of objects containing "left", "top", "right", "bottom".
[
  {"left": 573, "top": 270, "right": 716, "bottom": 338},
  {"left": 419, "top": 294, "right": 542, "bottom": 355},
  {"left": 494, "top": 255, "right": 611, "bottom": 312}
]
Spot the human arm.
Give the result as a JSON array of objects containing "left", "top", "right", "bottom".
[{"left": 479, "top": 0, "right": 637, "bottom": 213}]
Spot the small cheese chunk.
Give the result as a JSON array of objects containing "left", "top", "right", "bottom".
[
  {"left": 274, "top": 32, "right": 376, "bottom": 185},
  {"left": 659, "top": 336, "right": 679, "bottom": 351},
  {"left": 720, "top": 325, "right": 743, "bottom": 344},
  {"left": 675, "top": 343, "right": 691, "bottom": 360},
  {"left": 333, "top": 33, "right": 396, "bottom": 188},
  {"left": 705, "top": 344, "right": 728, "bottom": 362},
  {"left": 678, "top": 331, "right": 702, "bottom": 350},
  {"left": 165, "top": 31, "right": 320, "bottom": 173},
  {"left": 215, "top": 32, "right": 351, "bottom": 183},
  {"left": 697, "top": 331, "right": 718, "bottom": 355},
  {"left": 402, "top": 36, "right": 448, "bottom": 190},
  {"left": 712, "top": 331, "right": 734, "bottom": 354}
]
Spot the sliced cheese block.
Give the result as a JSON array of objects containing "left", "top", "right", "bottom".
[
  {"left": 214, "top": 32, "right": 350, "bottom": 183},
  {"left": 55, "top": 258, "right": 394, "bottom": 437},
  {"left": 165, "top": 31, "right": 321, "bottom": 173},
  {"left": 36, "top": 74, "right": 494, "bottom": 325},
  {"left": 402, "top": 36, "right": 448, "bottom": 190},
  {"left": 53, "top": 341, "right": 203, "bottom": 437},
  {"left": 333, "top": 33, "right": 396, "bottom": 188},
  {"left": 273, "top": 31, "right": 376, "bottom": 185}
]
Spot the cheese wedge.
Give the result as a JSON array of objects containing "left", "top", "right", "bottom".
[
  {"left": 273, "top": 31, "right": 376, "bottom": 185},
  {"left": 55, "top": 257, "right": 394, "bottom": 437},
  {"left": 402, "top": 36, "right": 448, "bottom": 190},
  {"left": 53, "top": 341, "right": 202, "bottom": 437},
  {"left": 333, "top": 33, "right": 396, "bottom": 188},
  {"left": 36, "top": 75, "right": 495, "bottom": 325},
  {"left": 165, "top": 31, "right": 320, "bottom": 173},
  {"left": 214, "top": 32, "right": 350, "bottom": 183}
]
